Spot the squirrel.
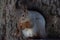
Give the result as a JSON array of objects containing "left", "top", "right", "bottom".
[{"left": 17, "top": 11, "right": 47, "bottom": 39}]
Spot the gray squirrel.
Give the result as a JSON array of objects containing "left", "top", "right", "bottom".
[{"left": 18, "top": 11, "right": 47, "bottom": 38}]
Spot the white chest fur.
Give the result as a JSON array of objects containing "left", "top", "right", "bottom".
[{"left": 22, "top": 28, "right": 35, "bottom": 37}]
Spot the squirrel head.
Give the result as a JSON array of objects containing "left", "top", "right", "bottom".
[{"left": 18, "top": 17, "right": 32, "bottom": 30}]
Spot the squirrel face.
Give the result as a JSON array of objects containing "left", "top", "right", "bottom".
[{"left": 18, "top": 17, "right": 32, "bottom": 30}]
